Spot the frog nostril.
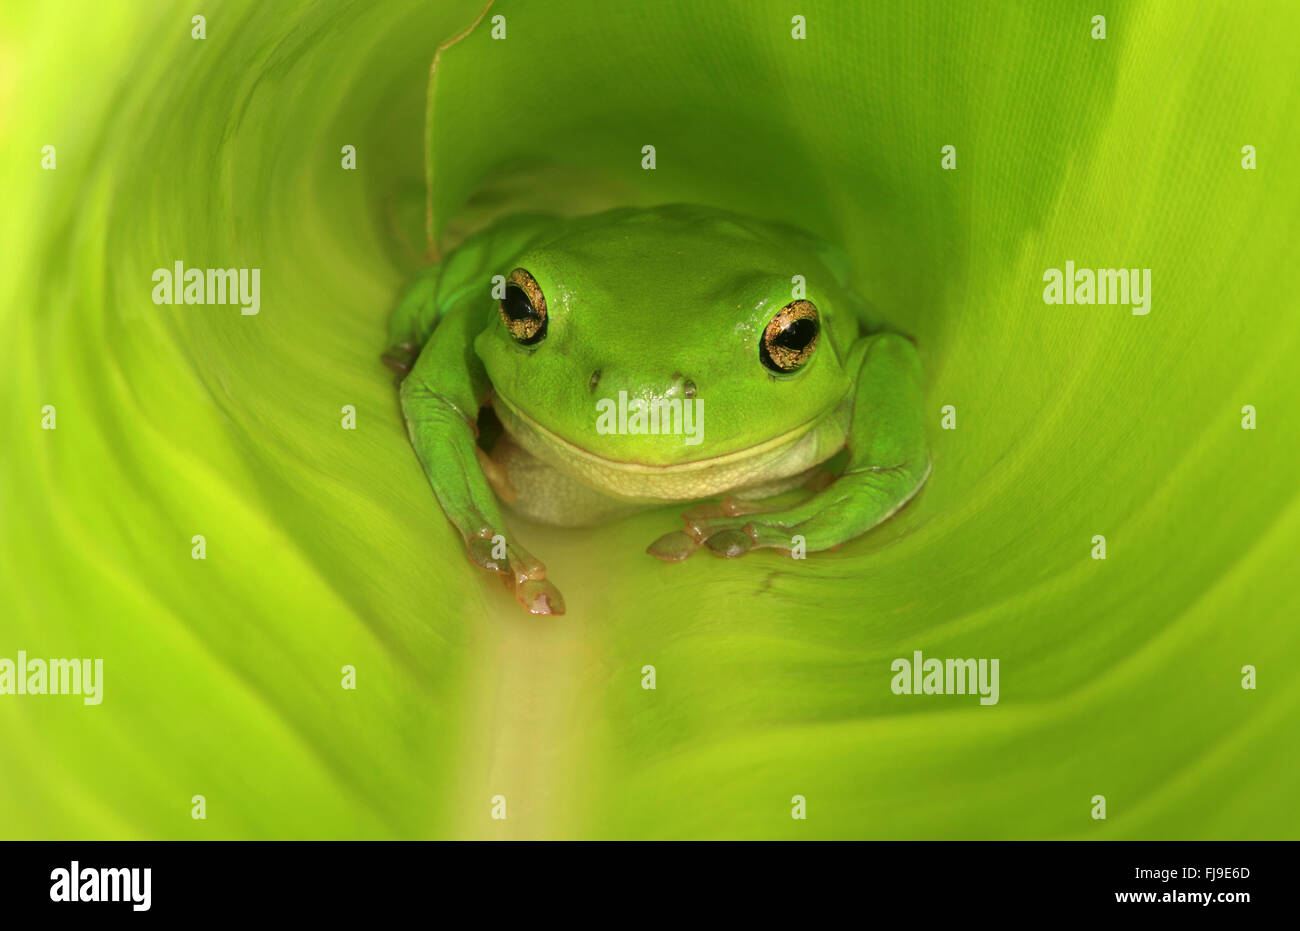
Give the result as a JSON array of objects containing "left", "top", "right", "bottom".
[
  {"left": 682, "top": 378, "right": 697, "bottom": 399},
  {"left": 588, "top": 369, "right": 602, "bottom": 392}
]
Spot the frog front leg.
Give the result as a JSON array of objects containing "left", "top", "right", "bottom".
[
  {"left": 400, "top": 300, "right": 565, "bottom": 614},
  {"left": 647, "top": 332, "right": 930, "bottom": 561}
]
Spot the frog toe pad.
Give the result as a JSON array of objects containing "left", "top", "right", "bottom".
[
  {"left": 647, "top": 530, "right": 701, "bottom": 562},
  {"left": 465, "top": 533, "right": 565, "bottom": 615}
]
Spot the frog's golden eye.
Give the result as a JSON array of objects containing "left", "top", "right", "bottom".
[
  {"left": 500, "top": 268, "right": 547, "bottom": 345},
  {"left": 760, "top": 300, "right": 819, "bottom": 374}
]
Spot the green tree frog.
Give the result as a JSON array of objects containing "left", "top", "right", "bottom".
[{"left": 386, "top": 205, "right": 930, "bottom": 615}]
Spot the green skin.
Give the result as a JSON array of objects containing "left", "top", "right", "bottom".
[{"left": 388, "top": 204, "right": 930, "bottom": 615}]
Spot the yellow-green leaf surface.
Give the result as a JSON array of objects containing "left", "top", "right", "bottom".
[{"left": 2, "top": 0, "right": 1297, "bottom": 839}]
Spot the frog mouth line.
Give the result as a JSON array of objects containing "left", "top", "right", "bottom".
[{"left": 489, "top": 390, "right": 829, "bottom": 474}]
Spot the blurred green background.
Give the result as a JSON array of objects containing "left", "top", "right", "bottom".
[{"left": 1, "top": 0, "right": 1297, "bottom": 839}]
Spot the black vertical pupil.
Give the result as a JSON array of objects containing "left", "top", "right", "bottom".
[
  {"left": 503, "top": 285, "right": 536, "bottom": 322},
  {"left": 776, "top": 317, "right": 817, "bottom": 351}
]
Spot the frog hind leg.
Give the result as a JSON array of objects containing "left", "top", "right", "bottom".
[
  {"left": 400, "top": 298, "right": 565, "bottom": 615},
  {"left": 646, "top": 332, "right": 930, "bottom": 561}
]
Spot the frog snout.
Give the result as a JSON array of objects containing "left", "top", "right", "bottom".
[{"left": 585, "top": 368, "right": 697, "bottom": 399}]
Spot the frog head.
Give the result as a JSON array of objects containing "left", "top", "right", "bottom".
[{"left": 475, "top": 204, "right": 858, "bottom": 473}]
